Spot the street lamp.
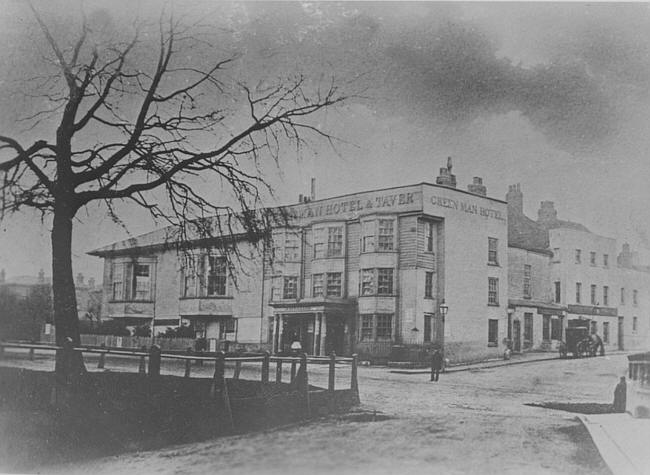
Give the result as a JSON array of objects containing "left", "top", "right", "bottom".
[{"left": 439, "top": 299, "right": 449, "bottom": 321}]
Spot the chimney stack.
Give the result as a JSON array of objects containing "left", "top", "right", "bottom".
[
  {"left": 538, "top": 201, "right": 557, "bottom": 224},
  {"left": 506, "top": 183, "right": 523, "bottom": 214},
  {"left": 310, "top": 178, "right": 316, "bottom": 201},
  {"left": 435, "top": 156, "right": 457, "bottom": 188},
  {"left": 618, "top": 243, "right": 633, "bottom": 268},
  {"left": 467, "top": 177, "right": 487, "bottom": 196}
]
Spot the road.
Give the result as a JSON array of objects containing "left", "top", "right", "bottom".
[{"left": 31, "top": 352, "right": 626, "bottom": 475}]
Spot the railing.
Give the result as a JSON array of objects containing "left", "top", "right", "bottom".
[{"left": 0, "top": 340, "right": 359, "bottom": 397}]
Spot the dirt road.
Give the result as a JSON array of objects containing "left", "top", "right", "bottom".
[{"left": 39, "top": 353, "right": 625, "bottom": 475}]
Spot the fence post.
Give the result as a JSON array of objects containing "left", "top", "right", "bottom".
[
  {"left": 138, "top": 345, "right": 147, "bottom": 375},
  {"left": 262, "top": 351, "right": 270, "bottom": 384},
  {"left": 98, "top": 343, "right": 106, "bottom": 369},
  {"left": 234, "top": 360, "right": 241, "bottom": 380},
  {"left": 184, "top": 347, "right": 192, "bottom": 378},
  {"left": 328, "top": 351, "right": 336, "bottom": 392},
  {"left": 0, "top": 342, "right": 4, "bottom": 360},
  {"left": 276, "top": 359, "right": 283, "bottom": 383},
  {"left": 301, "top": 353, "right": 310, "bottom": 417},
  {"left": 211, "top": 352, "right": 234, "bottom": 432},
  {"left": 148, "top": 345, "right": 161, "bottom": 377},
  {"left": 290, "top": 359, "right": 297, "bottom": 383},
  {"left": 29, "top": 347, "right": 35, "bottom": 361},
  {"left": 351, "top": 353, "right": 360, "bottom": 404}
]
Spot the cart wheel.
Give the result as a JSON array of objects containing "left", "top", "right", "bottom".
[{"left": 576, "top": 341, "right": 586, "bottom": 358}]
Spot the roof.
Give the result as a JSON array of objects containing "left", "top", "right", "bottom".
[{"left": 1, "top": 275, "right": 51, "bottom": 286}]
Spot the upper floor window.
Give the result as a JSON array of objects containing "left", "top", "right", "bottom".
[
  {"left": 206, "top": 256, "right": 227, "bottom": 296},
  {"left": 576, "top": 282, "right": 582, "bottom": 304},
  {"left": 312, "top": 274, "right": 324, "bottom": 298},
  {"left": 590, "top": 284, "right": 597, "bottom": 305},
  {"left": 488, "top": 238, "right": 498, "bottom": 265},
  {"left": 552, "top": 248, "right": 560, "bottom": 263},
  {"left": 603, "top": 254, "right": 609, "bottom": 267},
  {"left": 488, "top": 277, "right": 499, "bottom": 305},
  {"left": 590, "top": 251, "right": 596, "bottom": 266},
  {"left": 523, "top": 265, "right": 531, "bottom": 299},
  {"left": 633, "top": 289, "right": 638, "bottom": 306},
  {"left": 362, "top": 218, "right": 396, "bottom": 253},
  {"left": 111, "top": 261, "right": 152, "bottom": 301},
  {"left": 425, "top": 221, "right": 435, "bottom": 253},
  {"left": 360, "top": 268, "right": 394, "bottom": 296},
  {"left": 575, "top": 249, "right": 582, "bottom": 264},
  {"left": 621, "top": 287, "right": 626, "bottom": 305},
  {"left": 633, "top": 316, "right": 638, "bottom": 333},
  {"left": 603, "top": 286, "right": 609, "bottom": 306},
  {"left": 488, "top": 319, "right": 498, "bottom": 346},
  {"left": 272, "top": 229, "right": 301, "bottom": 262},
  {"left": 326, "top": 272, "right": 342, "bottom": 297},
  {"left": 554, "top": 281, "right": 561, "bottom": 303},
  {"left": 283, "top": 276, "right": 298, "bottom": 299},
  {"left": 314, "top": 225, "right": 344, "bottom": 258},
  {"left": 425, "top": 271, "right": 434, "bottom": 299}
]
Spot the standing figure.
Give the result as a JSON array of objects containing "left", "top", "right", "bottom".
[
  {"left": 591, "top": 333, "right": 605, "bottom": 356},
  {"left": 613, "top": 376, "right": 627, "bottom": 413},
  {"left": 431, "top": 349, "right": 443, "bottom": 382}
]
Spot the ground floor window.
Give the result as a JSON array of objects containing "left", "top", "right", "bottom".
[
  {"left": 488, "top": 319, "right": 498, "bottom": 346},
  {"left": 543, "top": 315, "right": 550, "bottom": 341},
  {"left": 603, "top": 322, "right": 610, "bottom": 343},
  {"left": 359, "top": 313, "right": 393, "bottom": 341},
  {"left": 524, "top": 313, "right": 533, "bottom": 348},
  {"left": 551, "top": 317, "right": 562, "bottom": 340},
  {"left": 424, "top": 314, "right": 432, "bottom": 342}
]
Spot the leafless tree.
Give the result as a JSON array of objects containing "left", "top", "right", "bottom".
[{"left": 0, "top": 6, "right": 345, "bottom": 373}]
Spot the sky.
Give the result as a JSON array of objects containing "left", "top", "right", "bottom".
[{"left": 1, "top": 1, "right": 650, "bottom": 283}]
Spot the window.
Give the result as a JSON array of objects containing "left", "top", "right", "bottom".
[
  {"left": 377, "top": 219, "right": 394, "bottom": 251},
  {"left": 633, "top": 289, "right": 638, "bottom": 306},
  {"left": 632, "top": 316, "right": 638, "bottom": 332},
  {"left": 590, "top": 321, "right": 598, "bottom": 334},
  {"left": 543, "top": 315, "right": 551, "bottom": 341},
  {"left": 603, "top": 254, "right": 609, "bottom": 267},
  {"left": 283, "top": 276, "right": 298, "bottom": 299},
  {"left": 551, "top": 317, "right": 562, "bottom": 340},
  {"left": 554, "top": 281, "right": 561, "bottom": 304},
  {"left": 361, "top": 269, "right": 374, "bottom": 296},
  {"left": 424, "top": 314, "right": 433, "bottom": 342},
  {"left": 326, "top": 272, "right": 342, "bottom": 297},
  {"left": 360, "top": 315, "right": 373, "bottom": 341},
  {"left": 206, "top": 256, "right": 227, "bottom": 296},
  {"left": 111, "top": 263, "right": 124, "bottom": 300},
  {"left": 603, "top": 286, "right": 609, "bottom": 306},
  {"left": 220, "top": 318, "right": 236, "bottom": 339},
  {"left": 524, "top": 313, "right": 533, "bottom": 347},
  {"left": 523, "top": 265, "right": 531, "bottom": 299},
  {"left": 488, "top": 238, "right": 498, "bottom": 265},
  {"left": 621, "top": 287, "right": 626, "bottom": 306},
  {"left": 488, "top": 319, "right": 498, "bottom": 346},
  {"left": 425, "top": 222, "right": 434, "bottom": 252},
  {"left": 313, "top": 227, "right": 325, "bottom": 258},
  {"left": 361, "top": 221, "right": 375, "bottom": 253},
  {"left": 590, "top": 251, "right": 596, "bottom": 266},
  {"left": 590, "top": 284, "right": 597, "bottom": 305},
  {"left": 603, "top": 322, "right": 609, "bottom": 343},
  {"left": 576, "top": 283, "right": 582, "bottom": 304},
  {"left": 111, "top": 262, "right": 152, "bottom": 301},
  {"left": 377, "top": 268, "right": 394, "bottom": 295},
  {"left": 312, "top": 274, "right": 324, "bottom": 298},
  {"left": 552, "top": 248, "right": 560, "bottom": 263},
  {"left": 575, "top": 249, "right": 582, "bottom": 264},
  {"left": 183, "top": 271, "right": 196, "bottom": 298},
  {"left": 327, "top": 226, "right": 343, "bottom": 257},
  {"left": 284, "top": 233, "right": 300, "bottom": 261},
  {"left": 376, "top": 314, "right": 392, "bottom": 339},
  {"left": 424, "top": 272, "right": 434, "bottom": 298},
  {"left": 488, "top": 277, "right": 499, "bottom": 305}
]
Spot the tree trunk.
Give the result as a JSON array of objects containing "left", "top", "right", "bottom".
[{"left": 51, "top": 203, "right": 85, "bottom": 374}]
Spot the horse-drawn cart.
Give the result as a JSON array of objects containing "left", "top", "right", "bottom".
[{"left": 559, "top": 326, "right": 596, "bottom": 358}]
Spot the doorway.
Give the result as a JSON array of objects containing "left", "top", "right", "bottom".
[{"left": 513, "top": 319, "right": 521, "bottom": 352}]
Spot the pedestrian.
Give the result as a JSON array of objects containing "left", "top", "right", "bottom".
[
  {"left": 431, "top": 349, "right": 443, "bottom": 382},
  {"left": 613, "top": 376, "right": 627, "bottom": 413},
  {"left": 591, "top": 333, "right": 605, "bottom": 356},
  {"left": 290, "top": 335, "right": 302, "bottom": 355}
]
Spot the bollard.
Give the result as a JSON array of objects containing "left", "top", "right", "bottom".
[
  {"left": 234, "top": 360, "right": 241, "bottom": 380},
  {"left": 98, "top": 343, "right": 106, "bottom": 369},
  {"left": 261, "top": 351, "right": 270, "bottom": 384},
  {"left": 290, "top": 359, "right": 297, "bottom": 383},
  {"left": 138, "top": 345, "right": 147, "bottom": 375},
  {"left": 328, "top": 351, "right": 336, "bottom": 392},
  {"left": 276, "top": 359, "right": 283, "bottom": 383},
  {"left": 184, "top": 359, "right": 192, "bottom": 378},
  {"left": 148, "top": 345, "right": 161, "bottom": 377},
  {"left": 211, "top": 352, "right": 226, "bottom": 397},
  {"left": 351, "top": 353, "right": 359, "bottom": 404}
]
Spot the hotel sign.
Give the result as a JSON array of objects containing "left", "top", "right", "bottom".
[
  {"left": 290, "top": 191, "right": 421, "bottom": 220},
  {"left": 430, "top": 195, "right": 506, "bottom": 222}
]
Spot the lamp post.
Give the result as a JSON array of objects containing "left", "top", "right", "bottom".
[{"left": 439, "top": 299, "right": 449, "bottom": 343}]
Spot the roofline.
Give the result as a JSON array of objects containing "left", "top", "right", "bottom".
[{"left": 507, "top": 242, "right": 553, "bottom": 256}]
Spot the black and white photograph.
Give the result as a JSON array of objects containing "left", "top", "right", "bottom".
[{"left": 1, "top": 1, "right": 650, "bottom": 474}]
